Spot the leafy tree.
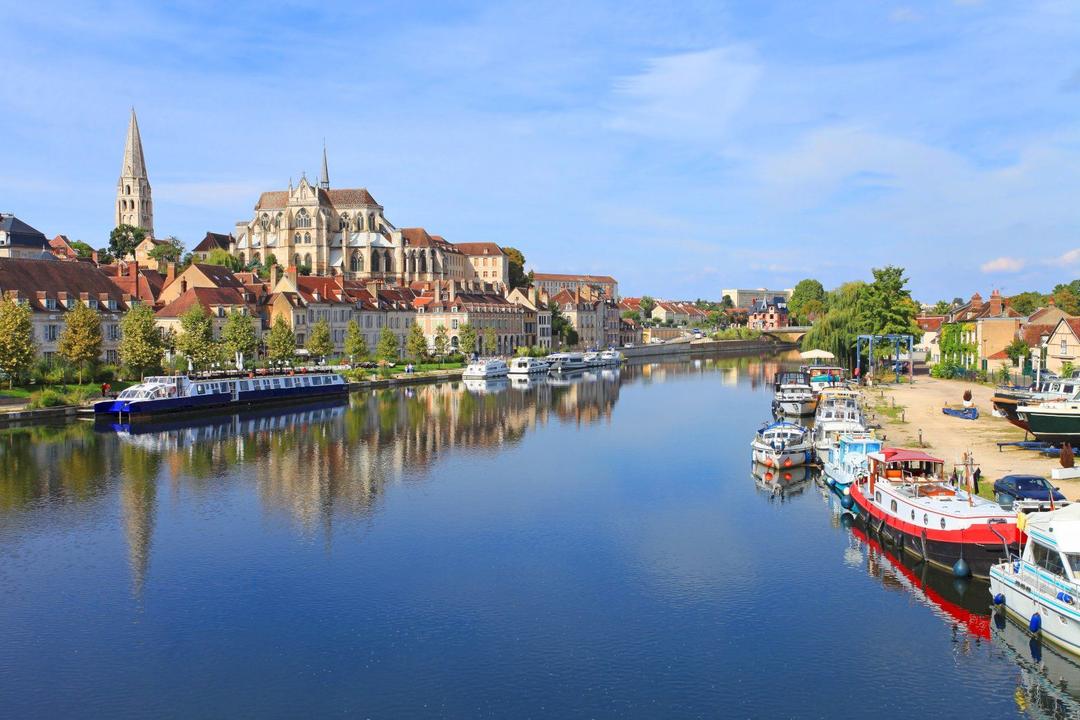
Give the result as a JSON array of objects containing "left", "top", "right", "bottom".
[
  {"left": 788, "top": 279, "right": 826, "bottom": 324},
  {"left": 148, "top": 236, "right": 183, "bottom": 266},
  {"left": 1005, "top": 337, "right": 1030, "bottom": 366},
  {"left": 799, "top": 298, "right": 825, "bottom": 323},
  {"left": 721, "top": 295, "right": 734, "bottom": 310},
  {"left": 375, "top": 326, "right": 400, "bottom": 364},
  {"left": 96, "top": 248, "right": 115, "bottom": 265},
  {"left": 549, "top": 301, "right": 576, "bottom": 346},
  {"left": 57, "top": 302, "right": 102, "bottom": 383},
  {"left": 1008, "top": 291, "right": 1046, "bottom": 316},
  {"left": 306, "top": 319, "right": 334, "bottom": 360},
  {"left": 458, "top": 323, "right": 478, "bottom": 357},
  {"left": 221, "top": 310, "right": 259, "bottom": 366},
  {"left": 503, "top": 246, "right": 529, "bottom": 289},
  {"left": 483, "top": 326, "right": 497, "bottom": 355},
  {"left": 0, "top": 298, "right": 36, "bottom": 387},
  {"left": 205, "top": 248, "right": 243, "bottom": 272},
  {"left": 261, "top": 253, "right": 279, "bottom": 280},
  {"left": 405, "top": 323, "right": 429, "bottom": 362},
  {"left": 622, "top": 310, "right": 641, "bottom": 322},
  {"left": 931, "top": 300, "right": 952, "bottom": 315},
  {"left": 108, "top": 224, "right": 146, "bottom": 260},
  {"left": 118, "top": 303, "right": 163, "bottom": 379},
  {"left": 175, "top": 304, "right": 222, "bottom": 370},
  {"left": 266, "top": 316, "right": 296, "bottom": 362},
  {"left": 640, "top": 295, "right": 657, "bottom": 318},
  {"left": 70, "top": 240, "right": 95, "bottom": 259},
  {"left": 344, "top": 320, "right": 368, "bottom": 361},
  {"left": 858, "top": 266, "right": 921, "bottom": 338},
  {"left": 1053, "top": 284, "right": 1080, "bottom": 316},
  {"left": 433, "top": 324, "right": 450, "bottom": 359},
  {"left": 801, "top": 282, "right": 867, "bottom": 367}
]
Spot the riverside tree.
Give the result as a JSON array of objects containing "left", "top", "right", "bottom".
[
  {"left": 405, "top": 323, "right": 429, "bottom": 362},
  {"left": 375, "top": 326, "right": 400, "bottom": 364},
  {"left": 306, "top": 319, "right": 334, "bottom": 361},
  {"left": 344, "top": 320, "right": 368, "bottom": 362},
  {"left": 266, "top": 316, "right": 296, "bottom": 363},
  {"left": 175, "top": 304, "right": 222, "bottom": 370},
  {"left": 483, "top": 327, "right": 497, "bottom": 355},
  {"left": 433, "top": 325, "right": 450, "bottom": 360},
  {"left": 458, "top": 323, "right": 477, "bottom": 357},
  {"left": 0, "top": 297, "right": 36, "bottom": 387},
  {"left": 58, "top": 302, "right": 102, "bottom": 383},
  {"left": 788, "top": 278, "right": 826, "bottom": 325},
  {"left": 118, "top": 303, "right": 163, "bottom": 379},
  {"left": 221, "top": 310, "right": 259, "bottom": 366}
]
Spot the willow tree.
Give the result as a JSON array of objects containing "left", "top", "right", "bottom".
[{"left": 801, "top": 281, "right": 867, "bottom": 367}]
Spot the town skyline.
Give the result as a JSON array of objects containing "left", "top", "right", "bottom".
[{"left": 4, "top": 1, "right": 1080, "bottom": 301}]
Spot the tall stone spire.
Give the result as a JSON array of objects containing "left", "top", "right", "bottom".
[
  {"left": 319, "top": 141, "right": 330, "bottom": 190},
  {"left": 116, "top": 108, "right": 154, "bottom": 236}
]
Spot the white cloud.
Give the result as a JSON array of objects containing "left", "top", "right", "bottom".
[
  {"left": 981, "top": 257, "right": 1026, "bottom": 273},
  {"left": 1056, "top": 248, "right": 1080, "bottom": 264}
]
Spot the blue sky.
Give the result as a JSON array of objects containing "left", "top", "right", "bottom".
[{"left": 3, "top": 0, "right": 1080, "bottom": 301}]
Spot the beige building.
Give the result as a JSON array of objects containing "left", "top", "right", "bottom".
[
  {"left": 721, "top": 288, "right": 793, "bottom": 309},
  {"left": 534, "top": 273, "right": 618, "bottom": 300},
  {"left": 1045, "top": 318, "right": 1080, "bottom": 375},
  {"left": 456, "top": 243, "right": 509, "bottom": 290},
  {"left": 507, "top": 286, "right": 552, "bottom": 349},
  {"left": 413, "top": 282, "right": 526, "bottom": 355}
]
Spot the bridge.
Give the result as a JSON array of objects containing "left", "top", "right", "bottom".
[{"left": 762, "top": 326, "right": 810, "bottom": 343}]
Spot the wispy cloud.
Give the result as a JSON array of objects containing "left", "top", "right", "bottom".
[{"left": 981, "top": 257, "right": 1026, "bottom": 273}]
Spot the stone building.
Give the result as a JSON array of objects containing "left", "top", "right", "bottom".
[
  {"left": 0, "top": 214, "right": 50, "bottom": 259},
  {"left": 413, "top": 282, "right": 526, "bottom": 355},
  {"left": 116, "top": 108, "right": 154, "bottom": 235},
  {"left": 507, "top": 286, "right": 552, "bottom": 349},
  {"left": 534, "top": 273, "right": 618, "bottom": 300},
  {"left": 455, "top": 242, "right": 508, "bottom": 290}
]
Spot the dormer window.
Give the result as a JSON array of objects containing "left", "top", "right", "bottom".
[
  {"left": 87, "top": 299, "right": 99, "bottom": 309},
  {"left": 44, "top": 298, "right": 57, "bottom": 310}
]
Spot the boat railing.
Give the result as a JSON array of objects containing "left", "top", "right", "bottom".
[{"left": 1002, "top": 557, "right": 1079, "bottom": 603}]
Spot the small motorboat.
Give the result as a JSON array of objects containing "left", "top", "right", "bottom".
[
  {"left": 462, "top": 358, "right": 509, "bottom": 379},
  {"left": 599, "top": 349, "right": 623, "bottom": 365},
  {"left": 812, "top": 387, "right": 867, "bottom": 453},
  {"left": 751, "top": 421, "right": 814, "bottom": 469},
  {"left": 772, "top": 370, "right": 817, "bottom": 417},
  {"left": 942, "top": 406, "right": 979, "bottom": 421},
  {"left": 548, "top": 352, "right": 588, "bottom": 374},
  {"left": 822, "top": 432, "right": 882, "bottom": 487},
  {"left": 508, "top": 356, "right": 550, "bottom": 376}
]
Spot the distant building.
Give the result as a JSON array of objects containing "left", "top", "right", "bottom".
[
  {"left": 721, "top": 288, "right": 793, "bottom": 309},
  {"left": 747, "top": 296, "right": 789, "bottom": 330},
  {"left": 455, "top": 242, "right": 508, "bottom": 291},
  {"left": 0, "top": 214, "right": 50, "bottom": 260},
  {"left": 533, "top": 273, "right": 618, "bottom": 300},
  {"left": 116, "top": 108, "right": 154, "bottom": 236},
  {"left": 938, "top": 290, "right": 1022, "bottom": 371},
  {"left": 191, "top": 232, "right": 233, "bottom": 261}
]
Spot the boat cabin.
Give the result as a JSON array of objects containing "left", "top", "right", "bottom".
[
  {"left": 868, "top": 448, "right": 948, "bottom": 497},
  {"left": 1019, "top": 503, "right": 1080, "bottom": 583}
]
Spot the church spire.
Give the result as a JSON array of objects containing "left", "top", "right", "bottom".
[
  {"left": 116, "top": 107, "right": 154, "bottom": 237},
  {"left": 121, "top": 107, "right": 148, "bottom": 179},
  {"left": 319, "top": 141, "right": 330, "bottom": 190}
]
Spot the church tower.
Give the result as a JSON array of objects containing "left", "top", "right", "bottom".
[{"left": 116, "top": 108, "right": 154, "bottom": 236}]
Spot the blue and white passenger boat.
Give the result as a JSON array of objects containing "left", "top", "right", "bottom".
[
  {"left": 822, "top": 433, "right": 882, "bottom": 487},
  {"left": 93, "top": 371, "right": 349, "bottom": 418},
  {"left": 750, "top": 421, "right": 814, "bottom": 469}
]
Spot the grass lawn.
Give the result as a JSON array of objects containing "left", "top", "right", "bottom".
[{"left": 0, "top": 381, "right": 134, "bottom": 400}]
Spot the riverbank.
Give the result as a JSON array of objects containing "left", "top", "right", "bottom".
[{"left": 867, "top": 376, "right": 1078, "bottom": 497}]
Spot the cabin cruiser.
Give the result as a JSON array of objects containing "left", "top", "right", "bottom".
[
  {"left": 548, "top": 352, "right": 588, "bottom": 374},
  {"left": 583, "top": 351, "right": 603, "bottom": 367},
  {"left": 772, "top": 370, "right": 817, "bottom": 417},
  {"left": 1017, "top": 389, "right": 1080, "bottom": 444},
  {"left": 751, "top": 421, "right": 814, "bottom": 469},
  {"left": 993, "top": 376, "right": 1077, "bottom": 431},
  {"left": 599, "top": 349, "right": 623, "bottom": 365},
  {"left": 990, "top": 502, "right": 1080, "bottom": 657},
  {"left": 849, "top": 448, "right": 1022, "bottom": 579},
  {"left": 462, "top": 358, "right": 509, "bottom": 379},
  {"left": 822, "top": 433, "right": 882, "bottom": 487},
  {"left": 93, "top": 371, "right": 349, "bottom": 418},
  {"left": 508, "top": 356, "right": 550, "bottom": 376},
  {"left": 812, "top": 387, "right": 867, "bottom": 453}
]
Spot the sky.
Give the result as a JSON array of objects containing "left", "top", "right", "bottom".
[{"left": 2, "top": 0, "right": 1080, "bottom": 302}]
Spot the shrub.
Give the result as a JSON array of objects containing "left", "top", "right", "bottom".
[
  {"left": 95, "top": 364, "right": 121, "bottom": 383},
  {"left": 29, "top": 389, "right": 67, "bottom": 408}
]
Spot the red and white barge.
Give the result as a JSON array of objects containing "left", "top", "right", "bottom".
[{"left": 849, "top": 448, "right": 1022, "bottom": 579}]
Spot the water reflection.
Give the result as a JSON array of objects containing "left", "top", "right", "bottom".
[{"left": 993, "top": 613, "right": 1080, "bottom": 719}]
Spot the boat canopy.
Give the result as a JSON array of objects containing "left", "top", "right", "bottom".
[
  {"left": 874, "top": 448, "right": 944, "bottom": 464},
  {"left": 1024, "top": 502, "right": 1080, "bottom": 551},
  {"left": 800, "top": 349, "right": 836, "bottom": 360}
]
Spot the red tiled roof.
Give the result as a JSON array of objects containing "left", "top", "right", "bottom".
[
  {"left": 0, "top": 258, "right": 130, "bottom": 312},
  {"left": 109, "top": 265, "right": 166, "bottom": 304},
  {"left": 155, "top": 287, "right": 249, "bottom": 318},
  {"left": 1022, "top": 323, "right": 1055, "bottom": 346},
  {"left": 534, "top": 272, "right": 616, "bottom": 284},
  {"left": 454, "top": 242, "right": 504, "bottom": 256},
  {"left": 917, "top": 315, "right": 945, "bottom": 332},
  {"left": 401, "top": 228, "right": 461, "bottom": 253},
  {"left": 255, "top": 187, "right": 379, "bottom": 210},
  {"left": 193, "top": 232, "right": 232, "bottom": 253}
]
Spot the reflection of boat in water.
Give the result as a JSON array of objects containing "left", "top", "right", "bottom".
[
  {"left": 96, "top": 397, "right": 349, "bottom": 449},
  {"left": 991, "top": 605, "right": 1080, "bottom": 719},
  {"left": 463, "top": 377, "right": 510, "bottom": 394},
  {"left": 851, "top": 524, "right": 991, "bottom": 640},
  {"left": 752, "top": 462, "right": 811, "bottom": 499}
]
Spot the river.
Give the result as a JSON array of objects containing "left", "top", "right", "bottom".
[{"left": 0, "top": 354, "right": 1072, "bottom": 718}]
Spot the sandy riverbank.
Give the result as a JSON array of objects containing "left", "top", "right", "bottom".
[{"left": 864, "top": 375, "right": 1079, "bottom": 498}]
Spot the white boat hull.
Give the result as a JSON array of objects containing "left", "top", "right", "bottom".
[
  {"left": 776, "top": 399, "right": 816, "bottom": 417},
  {"left": 990, "top": 563, "right": 1080, "bottom": 656},
  {"left": 751, "top": 442, "right": 814, "bottom": 468}
]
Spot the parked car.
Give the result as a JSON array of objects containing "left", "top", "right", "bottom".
[{"left": 993, "top": 474, "right": 1067, "bottom": 508}]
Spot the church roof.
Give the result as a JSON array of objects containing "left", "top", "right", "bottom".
[
  {"left": 534, "top": 272, "right": 617, "bottom": 284},
  {"left": 120, "top": 108, "right": 149, "bottom": 180},
  {"left": 0, "top": 214, "right": 48, "bottom": 248},
  {"left": 400, "top": 228, "right": 462, "bottom": 253},
  {"left": 254, "top": 187, "right": 379, "bottom": 210}
]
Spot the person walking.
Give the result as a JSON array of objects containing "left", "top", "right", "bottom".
[{"left": 973, "top": 466, "right": 982, "bottom": 495}]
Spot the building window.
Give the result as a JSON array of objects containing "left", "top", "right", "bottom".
[
  {"left": 350, "top": 252, "right": 364, "bottom": 272},
  {"left": 45, "top": 324, "right": 59, "bottom": 342},
  {"left": 1063, "top": 338, "right": 1069, "bottom": 355},
  {"left": 304, "top": 233, "right": 311, "bottom": 245},
  {"left": 296, "top": 208, "right": 311, "bottom": 228}
]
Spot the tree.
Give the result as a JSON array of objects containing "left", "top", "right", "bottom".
[
  {"left": 483, "top": 326, "right": 497, "bottom": 355},
  {"left": 0, "top": 298, "right": 36, "bottom": 387},
  {"left": 405, "top": 323, "right": 429, "bottom": 362},
  {"left": 549, "top": 301, "right": 577, "bottom": 347},
  {"left": 1053, "top": 284, "right": 1080, "bottom": 316},
  {"left": 640, "top": 295, "right": 657, "bottom": 318},
  {"left": 1008, "top": 291, "right": 1046, "bottom": 316},
  {"left": 205, "top": 248, "right": 243, "bottom": 272},
  {"left": 801, "top": 281, "right": 867, "bottom": 367},
  {"left": 175, "top": 304, "right": 222, "bottom": 370},
  {"left": 261, "top": 253, "right": 279, "bottom": 280},
  {"left": 221, "top": 310, "right": 259, "bottom": 367},
  {"left": 788, "top": 279, "right": 826, "bottom": 324},
  {"left": 344, "top": 320, "right": 368, "bottom": 362},
  {"left": 858, "top": 266, "right": 921, "bottom": 338},
  {"left": 118, "top": 303, "right": 163, "bottom": 379},
  {"left": 721, "top": 295, "right": 734, "bottom": 310},
  {"left": 58, "top": 302, "right": 102, "bottom": 383},
  {"left": 266, "top": 316, "right": 296, "bottom": 362},
  {"left": 147, "top": 235, "right": 183, "bottom": 266},
  {"left": 458, "top": 323, "right": 478, "bottom": 357},
  {"left": 1005, "top": 337, "right": 1030, "bottom": 366},
  {"left": 376, "top": 326, "right": 400, "bottom": 364},
  {"left": 503, "top": 246, "right": 529, "bottom": 289},
  {"left": 622, "top": 310, "right": 641, "bottom": 323},
  {"left": 306, "top": 319, "right": 334, "bottom": 361},
  {"left": 70, "top": 240, "right": 95, "bottom": 259},
  {"left": 108, "top": 224, "right": 146, "bottom": 260},
  {"left": 433, "top": 324, "right": 450, "bottom": 360},
  {"left": 931, "top": 300, "right": 952, "bottom": 315}
]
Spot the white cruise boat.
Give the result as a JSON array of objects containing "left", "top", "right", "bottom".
[
  {"left": 599, "top": 349, "right": 623, "bottom": 365},
  {"left": 990, "top": 503, "right": 1080, "bottom": 654},
  {"left": 772, "top": 370, "right": 817, "bottom": 417},
  {"left": 812, "top": 387, "right": 867, "bottom": 453},
  {"left": 751, "top": 421, "right": 814, "bottom": 469},
  {"left": 462, "top": 358, "right": 509, "bottom": 379},
  {"left": 508, "top": 356, "right": 550, "bottom": 376},
  {"left": 822, "top": 433, "right": 881, "bottom": 487},
  {"left": 548, "top": 352, "right": 588, "bottom": 373},
  {"left": 583, "top": 351, "right": 603, "bottom": 367}
]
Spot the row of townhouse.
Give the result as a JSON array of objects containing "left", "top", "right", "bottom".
[{"left": 549, "top": 287, "right": 622, "bottom": 349}]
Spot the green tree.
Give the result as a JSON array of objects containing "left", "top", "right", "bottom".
[
  {"left": 375, "top": 326, "right": 400, "bottom": 364},
  {"left": 483, "top": 326, "right": 497, "bottom": 355},
  {"left": 175, "top": 304, "right": 222, "bottom": 370},
  {"left": 0, "top": 298, "right": 36, "bottom": 387},
  {"left": 801, "top": 281, "right": 868, "bottom": 367},
  {"left": 70, "top": 240, "right": 95, "bottom": 259},
  {"left": 458, "top": 323, "right": 478, "bottom": 357},
  {"left": 931, "top": 300, "right": 952, "bottom": 315},
  {"left": 261, "top": 253, "right": 279, "bottom": 279},
  {"left": 306, "top": 319, "right": 334, "bottom": 360},
  {"left": 205, "top": 248, "right": 243, "bottom": 272},
  {"left": 108, "top": 224, "right": 146, "bottom": 260},
  {"left": 344, "top": 320, "right": 368, "bottom": 362},
  {"left": 858, "top": 266, "right": 921, "bottom": 337},
  {"left": 148, "top": 236, "right": 183, "bottom": 266},
  {"left": 433, "top": 324, "right": 450, "bottom": 360},
  {"left": 1008, "top": 292, "right": 1046, "bottom": 316},
  {"left": 720, "top": 295, "right": 734, "bottom": 310},
  {"left": 57, "top": 302, "right": 102, "bottom": 383},
  {"left": 788, "top": 279, "right": 826, "bottom": 324},
  {"left": 622, "top": 310, "right": 641, "bottom": 323},
  {"left": 1004, "top": 337, "right": 1030, "bottom": 366},
  {"left": 1052, "top": 284, "right": 1080, "bottom": 316},
  {"left": 405, "top": 323, "right": 429, "bottom": 362},
  {"left": 266, "top": 316, "right": 296, "bottom": 363},
  {"left": 640, "top": 295, "right": 657, "bottom": 318},
  {"left": 221, "top": 310, "right": 259, "bottom": 366},
  {"left": 503, "top": 246, "right": 530, "bottom": 289},
  {"left": 118, "top": 303, "right": 163, "bottom": 379}
]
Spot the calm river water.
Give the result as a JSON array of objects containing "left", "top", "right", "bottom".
[{"left": 0, "top": 354, "right": 1073, "bottom": 718}]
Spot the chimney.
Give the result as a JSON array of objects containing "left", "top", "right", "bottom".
[
  {"left": 128, "top": 260, "right": 139, "bottom": 278},
  {"left": 286, "top": 265, "right": 298, "bottom": 285},
  {"left": 449, "top": 281, "right": 457, "bottom": 302},
  {"left": 969, "top": 292, "right": 983, "bottom": 311},
  {"left": 989, "top": 289, "right": 1003, "bottom": 316},
  {"left": 270, "top": 264, "right": 280, "bottom": 288},
  {"left": 91, "top": 250, "right": 99, "bottom": 265}
]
